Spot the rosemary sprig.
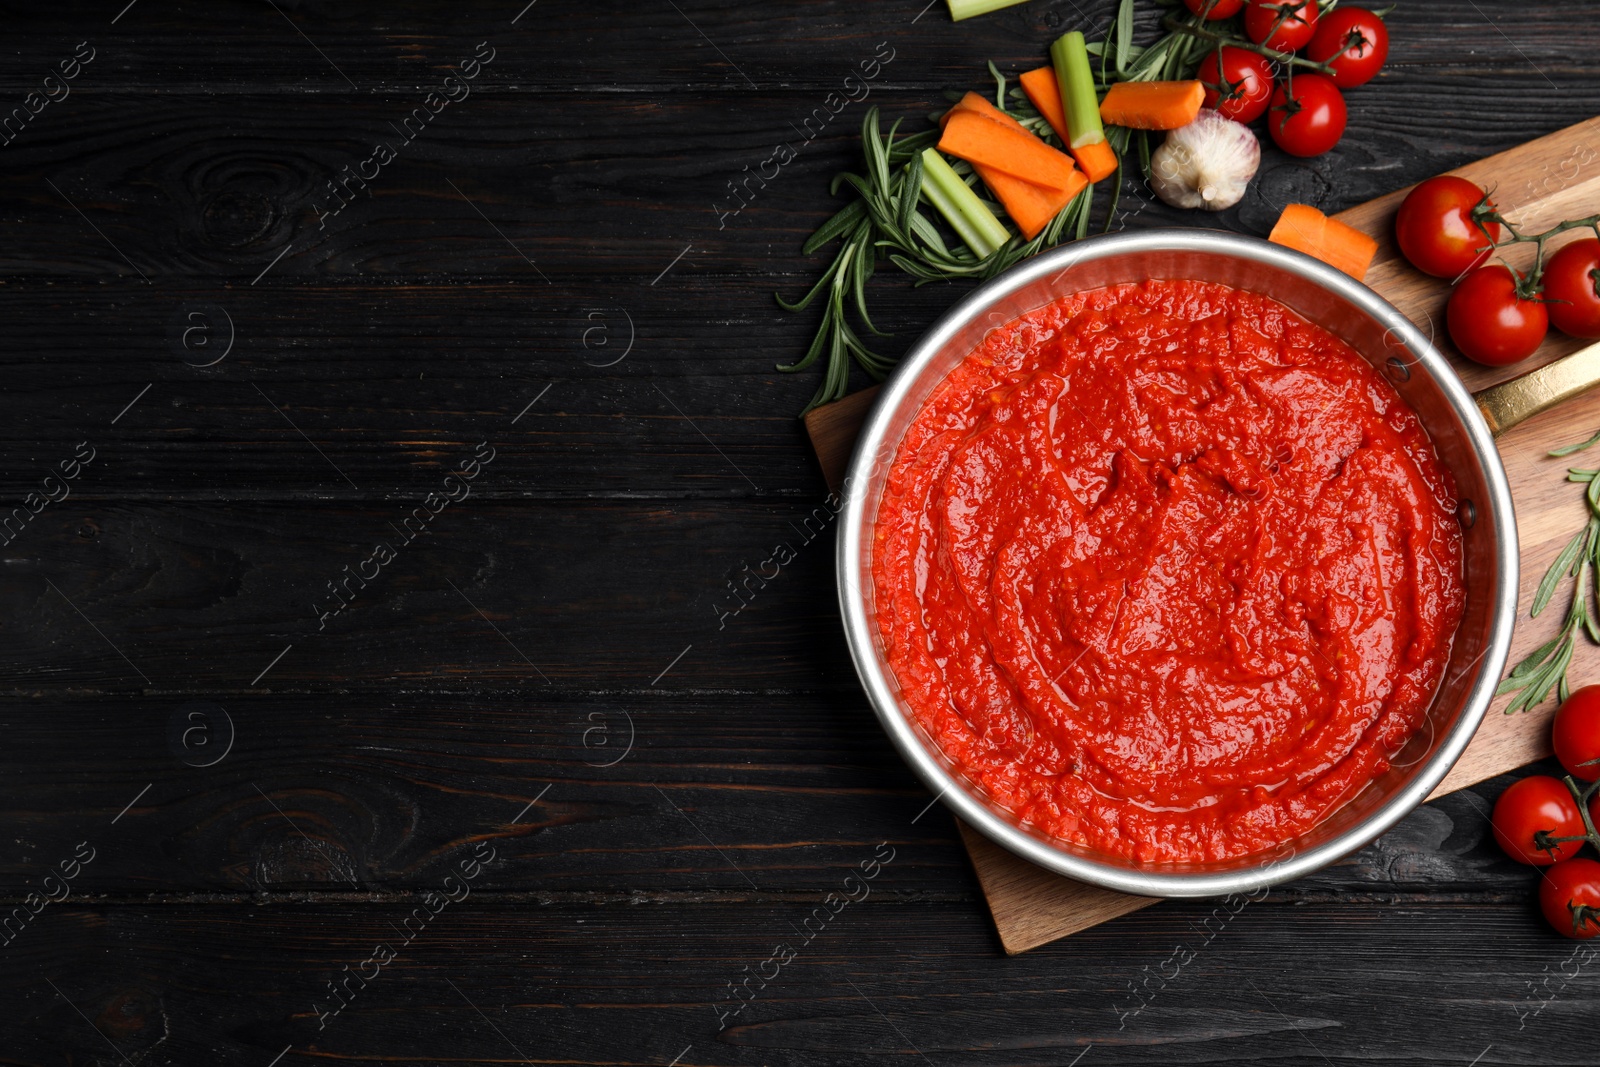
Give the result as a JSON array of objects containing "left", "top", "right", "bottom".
[
  {"left": 778, "top": 81, "right": 1094, "bottom": 413},
  {"left": 777, "top": 0, "right": 1285, "bottom": 413},
  {"left": 1499, "top": 436, "right": 1600, "bottom": 713}
]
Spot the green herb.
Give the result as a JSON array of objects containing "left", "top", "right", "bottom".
[
  {"left": 777, "top": 88, "right": 1094, "bottom": 413},
  {"left": 1499, "top": 437, "right": 1600, "bottom": 713},
  {"left": 777, "top": 0, "right": 1289, "bottom": 414}
]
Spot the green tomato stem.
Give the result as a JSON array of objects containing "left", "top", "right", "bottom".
[{"left": 1158, "top": 16, "right": 1338, "bottom": 75}]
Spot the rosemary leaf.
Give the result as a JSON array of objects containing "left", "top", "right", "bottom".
[
  {"left": 1534, "top": 523, "right": 1592, "bottom": 617},
  {"left": 802, "top": 199, "right": 868, "bottom": 256},
  {"left": 1115, "top": 0, "right": 1135, "bottom": 71},
  {"left": 1552, "top": 427, "right": 1600, "bottom": 457}
]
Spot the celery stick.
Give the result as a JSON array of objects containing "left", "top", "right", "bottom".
[
  {"left": 918, "top": 149, "right": 1009, "bottom": 260},
  {"left": 1051, "top": 31, "right": 1106, "bottom": 148},
  {"left": 946, "top": 0, "right": 1032, "bottom": 20}
]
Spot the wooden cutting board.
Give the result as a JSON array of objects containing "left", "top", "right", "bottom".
[{"left": 806, "top": 117, "right": 1600, "bottom": 954}]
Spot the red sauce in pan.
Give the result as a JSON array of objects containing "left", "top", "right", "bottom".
[{"left": 872, "top": 280, "right": 1466, "bottom": 863}]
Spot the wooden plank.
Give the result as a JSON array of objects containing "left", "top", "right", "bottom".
[
  {"left": 0, "top": 281, "right": 841, "bottom": 501},
  {"left": 10, "top": 898, "right": 1588, "bottom": 1066},
  {"left": 802, "top": 386, "right": 879, "bottom": 491},
  {"left": 807, "top": 116, "right": 1600, "bottom": 954},
  {"left": 4, "top": 83, "right": 1600, "bottom": 284},
  {"left": 0, "top": 687, "right": 1525, "bottom": 896},
  {"left": 0, "top": 501, "right": 864, "bottom": 690},
  {"left": 1, "top": 0, "right": 1594, "bottom": 93}
]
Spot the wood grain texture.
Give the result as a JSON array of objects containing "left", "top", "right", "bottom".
[
  {"left": 807, "top": 118, "right": 1600, "bottom": 954},
  {"left": 0, "top": 685, "right": 1532, "bottom": 897},
  {"left": 5, "top": 897, "right": 1592, "bottom": 1067},
  {"left": 6, "top": 0, "right": 1600, "bottom": 1061}
]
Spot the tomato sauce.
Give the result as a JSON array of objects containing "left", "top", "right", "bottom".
[{"left": 872, "top": 280, "right": 1466, "bottom": 864}]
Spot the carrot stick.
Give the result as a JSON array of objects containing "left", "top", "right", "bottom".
[
  {"left": 1269, "top": 204, "right": 1379, "bottom": 281},
  {"left": 1069, "top": 138, "right": 1119, "bottom": 184},
  {"left": 937, "top": 109, "right": 1080, "bottom": 192},
  {"left": 1098, "top": 80, "right": 1206, "bottom": 131},
  {"left": 939, "top": 94, "right": 1085, "bottom": 239},
  {"left": 1019, "top": 66, "right": 1070, "bottom": 144},
  {"left": 941, "top": 91, "right": 1029, "bottom": 134},
  {"left": 985, "top": 164, "right": 1085, "bottom": 240}
]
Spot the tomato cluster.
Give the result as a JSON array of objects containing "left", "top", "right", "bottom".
[
  {"left": 1492, "top": 685, "right": 1600, "bottom": 938},
  {"left": 1183, "top": 1, "right": 1387, "bottom": 158},
  {"left": 1396, "top": 175, "right": 1600, "bottom": 366}
]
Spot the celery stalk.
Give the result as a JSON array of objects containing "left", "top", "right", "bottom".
[
  {"left": 918, "top": 149, "right": 1009, "bottom": 260},
  {"left": 945, "top": 0, "right": 1032, "bottom": 20},
  {"left": 1051, "top": 31, "right": 1106, "bottom": 149}
]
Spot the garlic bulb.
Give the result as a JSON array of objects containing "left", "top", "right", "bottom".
[{"left": 1149, "top": 109, "right": 1261, "bottom": 212}]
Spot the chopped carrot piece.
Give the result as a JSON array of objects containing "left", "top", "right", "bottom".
[
  {"left": 938, "top": 95, "right": 1085, "bottom": 238},
  {"left": 938, "top": 94, "right": 1085, "bottom": 239},
  {"left": 1269, "top": 203, "right": 1380, "bottom": 281},
  {"left": 985, "top": 165, "right": 1086, "bottom": 240},
  {"left": 1069, "top": 138, "right": 1119, "bottom": 184},
  {"left": 980, "top": 69, "right": 1117, "bottom": 183},
  {"left": 1098, "top": 80, "right": 1206, "bottom": 131},
  {"left": 941, "top": 91, "right": 1029, "bottom": 134},
  {"left": 1019, "top": 67, "right": 1070, "bottom": 144},
  {"left": 938, "top": 109, "right": 1080, "bottom": 192}
]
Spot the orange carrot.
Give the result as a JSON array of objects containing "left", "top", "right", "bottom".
[
  {"left": 939, "top": 94, "right": 1085, "bottom": 239},
  {"left": 1097, "top": 80, "right": 1205, "bottom": 131},
  {"left": 938, "top": 109, "right": 1080, "bottom": 192},
  {"left": 1069, "top": 138, "right": 1119, "bottom": 184},
  {"left": 986, "top": 164, "right": 1086, "bottom": 240},
  {"left": 942, "top": 91, "right": 1029, "bottom": 134},
  {"left": 1019, "top": 66, "right": 1070, "bottom": 144},
  {"left": 1269, "top": 204, "right": 1380, "bottom": 281},
  {"left": 1017, "top": 64, "right": 1121, "bottom": 181}
]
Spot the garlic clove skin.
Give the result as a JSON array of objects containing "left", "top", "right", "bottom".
[{"left": 1149, "top": 109, "right": 1262, "bottom": 213}]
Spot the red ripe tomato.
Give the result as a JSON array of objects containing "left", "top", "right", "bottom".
[
  {"left": 1394, "top": 176, "right": 1502, "bottom": 278},
  {"left": 1554, "top": 685, "right": 1600, "bottom": 781},
  {"left": 1543, "top": 238, "right": 1600, "bottom": 339},
  {"left": 1244, "top": 0, "right": 1319, "bottom": 51},
  {"left": 1184, "top": 0, "right": 1246, "bottom": 18},
  {"left": 1305, "top": 7, "right": 1390, "bottom": 89},
  {"left": 1196, "top": 47, "right": 1275, "bottom": 124},
  {"left": 1448, "top": 265, "right": 1549, "bottom": 366},
  {"left": 1492, "top": 775, "right": 1585, "bottom": 865},
  {"left": 1267, "top": 74, "right": 1346, "bottom": 158},
  {"left": 1540, "top": 858, "right": 1600, "bottom": 939}
]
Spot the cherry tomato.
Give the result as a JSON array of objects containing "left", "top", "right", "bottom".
[
  {"left": 1394, "top": 176, "right": 1502, "bottom": 278},
  {"left": 1196, "top": 47, "right": 1275, "bottom": 124},
  {"left": 1554, "top": 685, "right": 1600, "bottom": 781},
  {"left": 1543, "top": 238, "right": 1600, "bottom": 339},
  {"left": 1304, "top": 7, "right": 1390, "bottom": 89},
  {"left": 1492, "top": 775, "right": 1585, "bottom": 865},
  {"left": 1184, "top": 0, "right": 1246, "bottom": 18},
  {"left": 1541, "top": 858, "right": 1600, "bottom": 939},
  {"left": 1448, "top": 265, "right": 1549, "bottom": 366},
  {"left": 1244, "top": 0, "right": 1319, "bottom": 52},
  {"left": 1267, "top": 74, "right": 1346, "bottom": 158}
]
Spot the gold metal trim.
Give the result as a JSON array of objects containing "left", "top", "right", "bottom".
[{"left": 1475, "top": 342, "right": 1600, "bottom": 437}]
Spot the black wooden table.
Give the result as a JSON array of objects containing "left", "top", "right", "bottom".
[{"left": 1, "top": 2, "right": 1595, "bottom": 1064}]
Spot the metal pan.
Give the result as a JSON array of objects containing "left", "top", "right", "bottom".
[{"left": 834, "top": 228, "right": 1568, "bottom": 898}]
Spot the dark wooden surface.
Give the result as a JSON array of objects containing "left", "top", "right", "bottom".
[{"left": 3, "top": 1, "right": 1599, "bottom": 1064}]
